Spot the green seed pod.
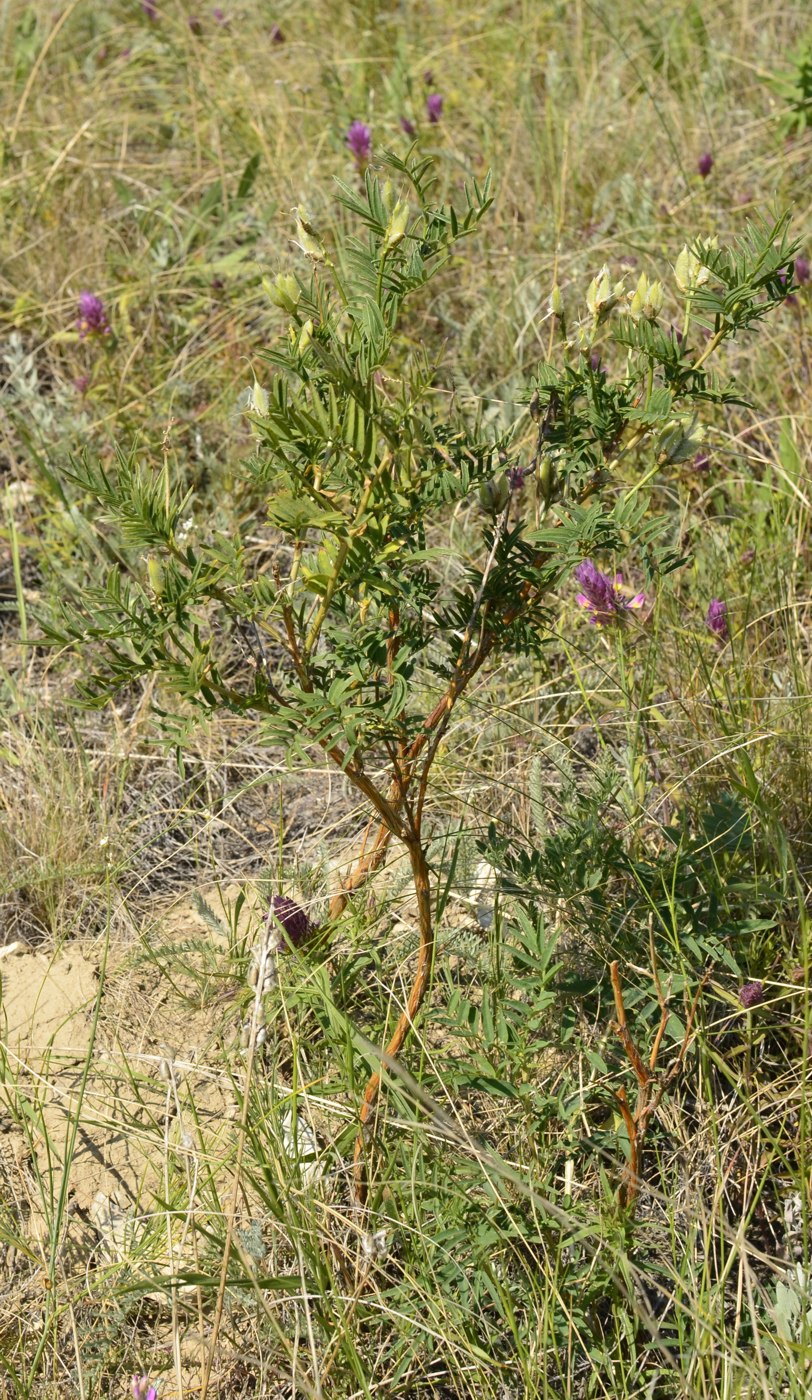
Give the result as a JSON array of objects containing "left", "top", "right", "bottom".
[
  {"left": 538, "top": 453, "right": 557, "bottom": 506},
  {"left": 478, "top": 474, "right": 510, "bottom": 516},
  {"left": 146, "top": 553, "right": 164, "bottom": 600}
]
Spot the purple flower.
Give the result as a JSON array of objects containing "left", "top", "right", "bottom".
[
  {"left": 795, "top": 255, "right": 810, "bottom": 285},
  {"left": 140, "top": 0, "right": 159, "bottom": 18},
  {"left": 706, "top": 598, "right": 728, "bottom": 640},
  {"left": 697, "top": 152, "right": 713, "bottom": 178},
  {"left": 507, "top": 464, "right": 526, "bottom": 491},
  {"left": 692, "top": 451, "right": 710, "bottom": 472},
  {"left": 573, "top": 559, "right": 645, "bottom": 627},
  {"left": 346, "top": 120, "right": 372, "bottom": 167},
  {"left": 739, "top": 980, "right": 764, "bottom": 1009},
  {"left": 426, "top": 93, "right": 443, "bottom": 124},
  {"left": 266, "top": 895, "right": 313, "bottom": 951},
  {"left": 270, "top": 22, "right": 284, "bottom": 43},
  {"left": 132, "top": 1379, "right": 157, "bottom": 1400},
  {"left": 400, "top": 116, "right": 416, "bottom": 137},
  {"left": 76, "top": 292, "right": 110, "bottom": 339},
  {"left": 73, "top": 373, "right": 90, "bottom": 395},
  {"left": 212, "top": 6, "right": 228, "bottom": 23}
]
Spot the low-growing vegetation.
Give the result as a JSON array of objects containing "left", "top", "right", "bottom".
[{"left": 1, "top": 3, "right": 812, "bottom": 1398}]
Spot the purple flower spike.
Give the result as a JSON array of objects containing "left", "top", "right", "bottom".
[
  {"left": 739, "top": 980, "right": 764, "bottom": 1009},
  {"left": 706, "top": 598, "right": 728, "bottom": 641},
  {"left": 132, "top": 1378, "right": 157, "bottom": 1400},
  {"left": 212, "top": 6, "right": 228, "bottom": 23},
  {"left": 270, "top": 22, "right": 284, "bottom": 43},
  {"left": 692, "top": 451, "right": 710, "bottom": 472},
  {"left": 400, "top": 116, "right": 416, "bottom": 137},
  {"left": 346, "top": 120, "right": 372, "bottom": 167},
  {"left": 140, "top": 0, "right": 159, "bottom": 18},
  {"left": 76, "top": 292, "right": 110, "bottom": 339},
  {"left": 266, "top": 895, "right": 313, "bottom": 951},
  {"left": 426, "top": 93, "right": 443, "bottom": 124},
  {"left": 795, "top": 255, "right": 810, "bottom": 285},
  {"left": 573, "top": 559, "right": 645, "bottom": 627},
  {"left": 697, "top": 151, "right": 713, "bottom": 178}
]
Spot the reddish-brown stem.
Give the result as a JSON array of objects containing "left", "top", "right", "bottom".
[
  {"left": 353, "top": 830, "right": 434, "bottom": 1205},
  {"left": 329, "top": 632, "right": 497, "bottom": 919},
  {"left": 615, "top": 1087, "right": 639, "bottom": 1209}
]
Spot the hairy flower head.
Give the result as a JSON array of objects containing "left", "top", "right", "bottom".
[
  {"left": 76, "top": 292, "right": 111, "bottom": 339},
  {"left": 706, "top": 598, "right": 729, "bottom": 640},
  {"left": 346, "top": 120, "right": 372, "bottom": 167},
  {"left": 266, "top": 895, "right": 313, "bottom": 951},
  {"left": 426, "top": 93, "right": 443, "bottom": 124},
  {"left": 574, "top": 560, "right": 645, "bottom": 627}
]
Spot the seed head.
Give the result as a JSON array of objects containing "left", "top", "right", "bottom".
[{"left": 739, "top": 980, "right": 764, "bottom": 1009}]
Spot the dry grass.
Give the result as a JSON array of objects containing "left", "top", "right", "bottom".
[{"left": 2, "top": 1, "right": 812, "bottom": 1397}]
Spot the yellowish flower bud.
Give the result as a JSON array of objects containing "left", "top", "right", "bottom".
[
  {"left": 627, "top": 272, "right": 649, "bottom": 321},
  {"left": 644, "top": 279, "right": 664, "bottom": 319},
  {"left": 249, "top": 379, "right": 269, "bottom": 417},
  {"left": 586, "top": 264, "right": 625, "bottom": 318},
  {"left": 383, "top": 198, "right": 409, "bottom": 251},
  {"left": 263, "top": 272, "right": 301, "bottom": 313},
  {"left": 293, "top": 206, "right": 326, "bottom": 262},
  {"left": 674, "top": 243, "right": 715, "bottom": 293}
]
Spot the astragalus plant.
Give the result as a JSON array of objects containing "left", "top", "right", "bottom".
[{"left": 46, "top": 148, "right": 797, "bottom": 1208}]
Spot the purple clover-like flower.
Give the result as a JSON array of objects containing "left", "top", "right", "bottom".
[
  {"left": 739, "top": 980, "right": 764, "bottom": 1009},
  {"left": 692, "top": 451, "right": 710, "bottom": 472},
  {"left": 212, "top": 6, "right": 228, "bottom": 23},
  {"left": 346, "top": 120, "right": 372, "bottom": 168},
  {"left": 132, "top": 1378, "right": 157, "bottom": 1400},
  {"left": 270, "top": 22, "right": 284, "bottom": 43},
  {"left": 697, "top": 151, "right": 713, "bottom": 178},
  {"left": 795, "top": 255, "right": 810, "bottom": 285},
  {"left": 574, "top": 559, "right": 645, "bottom": 627},
  {"left": 266, "top": 895, "right": 313, "bottom": 951},
  {"left": 426, "top": 93, "right": 443, "bottom": 124},
  {"left": 400, "top": 116, "right": 416, "bottom": 137},
  {"left": 507, "top": 464, "right": 526, "bottom": 491},
  {"left": 706, "top": 598, "right": 728, "bottom": 640},
  {"left": 73, "top": 373, "right": 90, "bottom": 395},
  {"left": 76, "top": 292, "right": 111, "bottom": 339}
]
